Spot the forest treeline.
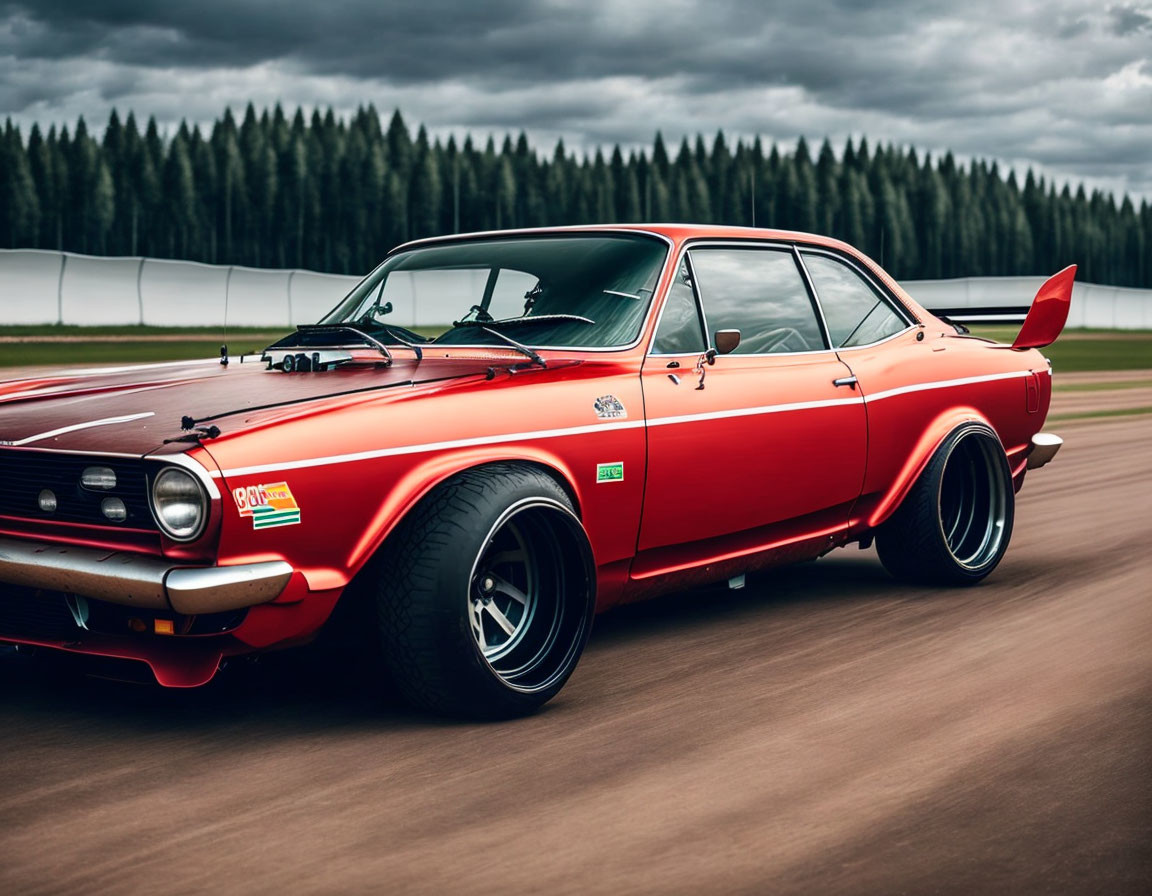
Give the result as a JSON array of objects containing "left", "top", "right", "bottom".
[{"left": 0, "top": 105, "right": 1148, "bottom": 286}]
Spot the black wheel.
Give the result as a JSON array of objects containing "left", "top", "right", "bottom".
[
  {"left": 374, "top": 464, "right": 596, "bottom": 718},
  {"left": 876, "top": 424, "right": 1014, "bottom": 586}
]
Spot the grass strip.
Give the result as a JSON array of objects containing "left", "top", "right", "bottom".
[
  {"left": 1053, "top": 379, "right": 1152, "bottom": 392},
  {"left": 1048, "top": 406, "right": 1152, "bottom": 423}
]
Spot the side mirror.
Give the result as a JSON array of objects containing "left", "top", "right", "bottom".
[{"left": 714, "top": 329, "right": 741, "bottom": 355}]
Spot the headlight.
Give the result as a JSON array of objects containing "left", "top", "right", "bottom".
[{"left": 151, "top": 467, "right": 207, "bottom": 540}]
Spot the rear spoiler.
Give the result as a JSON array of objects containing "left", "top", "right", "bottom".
[
  {"left": 1011, "top": 265, "right": 1076, "bottom": 349},
  {"left": 922, "top": 266, "right": 1076, "bottom": 348}
]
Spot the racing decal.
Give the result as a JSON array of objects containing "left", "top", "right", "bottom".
[
  {"left": 594, "top": 394, "right": 627, "bottom": 419},
  {"left": 596, "top": 462, "right": 624, "bottom": 483},
  {"left": 232, "top": 481, "right": 302, "bottom": 529}
]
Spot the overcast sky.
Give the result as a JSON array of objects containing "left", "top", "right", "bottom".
[{"left": 1, "top": 1, "right": 1149, "bottom": 199}]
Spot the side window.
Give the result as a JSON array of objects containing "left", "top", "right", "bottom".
[
  {"left": 802, "top": 253, "right": 908, "bottom": 348},
  {"left": 689, "top": 247, "right": 825, "bottom": 354},
  {"left": 651, "top": 259, "right": 706, "bottom": 354}
]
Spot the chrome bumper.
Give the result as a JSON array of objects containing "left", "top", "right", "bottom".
[
  {"left": 1027, "top": 432, "right": 1063, "bottom": 470},
  {"left": 0, "top": 537, "right": 293, "bottom": 614}
]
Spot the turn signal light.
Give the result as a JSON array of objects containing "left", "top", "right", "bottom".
[{"left": 154, "top": 619, "right": 175, "bottom": 636}]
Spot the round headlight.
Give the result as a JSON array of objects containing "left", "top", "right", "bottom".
[{"left": 151, "top": 467, "right": 207, "bottom": 540}]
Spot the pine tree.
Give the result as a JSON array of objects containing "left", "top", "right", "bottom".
[
  {"left": 3, "top": 104, "right": 1148, "bottom": 287},
  {"left": 0, "top": 121, "right": 40, "bottom": 247}
]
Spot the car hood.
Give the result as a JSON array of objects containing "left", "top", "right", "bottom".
[{"left": 0, "top": 355, "right": 528, "bottom": 457}]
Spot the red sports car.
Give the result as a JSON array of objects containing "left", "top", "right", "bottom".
[{"left": 0, "top": 225, "right": 1072, "bottom": 716}]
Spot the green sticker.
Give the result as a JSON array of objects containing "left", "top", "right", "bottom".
[{"left": 596, "top": 462, "right": 624, "bottom": 483}]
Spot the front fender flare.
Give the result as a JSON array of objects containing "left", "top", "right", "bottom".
[
  {"left": 864, "top": 408, "right": 997, "bottom": 530},
  {"left": 342, "top": 447, "right": 585, "bottom": 579}
]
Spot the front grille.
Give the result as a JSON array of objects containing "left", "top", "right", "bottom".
[
  {"left": 0, "top": 584, "right": 82, "bottom": 641},
  {"left": 0, "top": 449, "right": 157, "bottom": 530}
]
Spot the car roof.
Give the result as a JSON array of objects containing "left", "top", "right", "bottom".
[
  {"left": 393, "top": 224, "right": 927, "bottom": 321},
  {"left": 397, "top": 223, "right": 853, "bottom": 252}
]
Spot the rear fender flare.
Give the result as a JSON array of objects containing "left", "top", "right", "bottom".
[
  {"left": 865, "top": 408, "right": 998, "bottom": 529},
  {"left": 344, "top": 447, "right": 584, "bottom": 578}
]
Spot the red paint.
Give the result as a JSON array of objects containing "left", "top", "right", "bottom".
[
  {"left": 1013, "top": 265, "right": 1076, "bottom": 349},
  {"left": 0, "top": 225, "right": 1068, "bottom": 684}
]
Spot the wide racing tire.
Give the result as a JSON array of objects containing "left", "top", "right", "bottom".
[
  {"left": 876, "top": 424, "right": 1015, "bottom": 586},
  {"left": 374, "top": 463, "right": 596, "bottom": 718}
]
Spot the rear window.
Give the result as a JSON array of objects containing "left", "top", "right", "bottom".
[{"left": 802, "top": 253, "right": 908, "bottom": 348}]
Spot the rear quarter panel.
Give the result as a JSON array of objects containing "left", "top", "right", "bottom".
[{"left": 843, "top": 328, "right": 1050, "bottom": 530}]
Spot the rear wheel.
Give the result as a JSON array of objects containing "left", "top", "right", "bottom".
[
  {"left": 375, "top": 464, "right": 595, "bottom": 718},
  {"left": 876, "top": 425, "right": 1014, "bottom": 585}
]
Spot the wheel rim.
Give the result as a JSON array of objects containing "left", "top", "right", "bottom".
[
  {"left": 469, "top": 519, "right": 538, "bottom": 662},
  {"left": 465, "top": 498, "right": 594, "bottom": 692},
  {"left": 938, "top": 435, "right": 1009, "bottom": 570}
]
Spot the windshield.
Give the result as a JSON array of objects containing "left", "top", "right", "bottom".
[{"left": 321, "top": 234, "right": 668, "bottom": 349}]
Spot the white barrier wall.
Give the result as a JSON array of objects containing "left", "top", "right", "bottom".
[
  {"left": 0, "top": 249, "right": 63, "bottom": 323},
  {"left": 2, "top": 249, "right": 1150, "bottom": 329},
  {"left": 140, "top": 258, "right": 229, "bottom": 326},
  {"left": 290, "top": 269, "right": 359, "bottom": 324},
  {"left": 902, "top": 276, "right": 1152, "bottom": 329},
  {"left": 0, "top": 250, "right": 363, "bottom": 328}
]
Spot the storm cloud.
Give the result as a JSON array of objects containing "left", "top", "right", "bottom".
[{"left": 1, "top": 0, "right": 1150, "bottom": 196}]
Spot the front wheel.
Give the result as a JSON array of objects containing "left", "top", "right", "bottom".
[
  {"left": 375, "top": 464, "right": 595, "bottom": 718},
  {"left": 876, "top": 425, "right": 1014, "bottom": 586}
]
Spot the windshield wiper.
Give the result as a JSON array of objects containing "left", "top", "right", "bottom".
[
  {"left": 449, "top": 313, "right": 595, "bottom": 329},
  {"left": 290, "top": 324, "right": 396, "bottom": 363},
  {"left": 361, "top": 323, "right": 426, "bottom": 360},
  {"left": 478, "top": 326, "right": 547, "bottom": 369}
]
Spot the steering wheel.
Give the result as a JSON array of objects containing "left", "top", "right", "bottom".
[{"left": 738, "top": 327, "right": 809, "bottom": 354}]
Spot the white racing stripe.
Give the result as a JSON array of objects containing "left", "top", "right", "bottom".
[
  {"left": 863, "top": 369, "right": 1036, "bottom": 402},
  {"left": 1, "top": 412, "right": 156, "bottom": 447},
  {"left": 211, "top": 419, "right": 647, "bottom": 478},
  {"left": 211, "top": 369, "right": 1038, "bottom": 479},
  {"left": 646, "top": 395, "right": 864, "bottom": 428}
]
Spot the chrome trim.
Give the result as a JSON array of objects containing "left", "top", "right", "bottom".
[
  {"left": 146, "top": 453, "right": 222, "bottom": 500},
  {"left": 648, "top": 238, "right": 837, "bottom": 359},
  {"left": 0, "top": 535, "right": 294, "bottom": 613},
  {"left": 165, "top": 561, "right": 294, "bottom": 615},
  {"left": 792, "top": 247, "right": 834, "bottom": 348},
  {"left": 683, "top": 248, "right": 711, "bottom": 348},
  {"left": 149, "top": 467, "right": 210, "bottom": 543},
  {"left": 1026, "top": 432, "right": 1062, "bottom": 470},
  {"left": 0, "top": 536, "right": 171, "bottom": 609}
]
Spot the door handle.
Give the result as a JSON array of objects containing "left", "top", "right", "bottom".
[{"left": 833, "top": 375, "right": 858, "bottom": 389}]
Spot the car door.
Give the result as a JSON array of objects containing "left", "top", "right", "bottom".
[
  {"left": 637, "top": 243, "right": 868, "bottom": 563},
  {"left": 796, "top": 248, "right": 936, "bottom": 528}
]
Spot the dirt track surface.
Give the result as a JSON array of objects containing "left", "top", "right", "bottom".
[{"left": 2, "top": 422, "right": 1152, "bottom": 894}]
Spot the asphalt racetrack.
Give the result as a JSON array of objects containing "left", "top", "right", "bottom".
[{"left": 1, "top": 401, "right": 1150, "bottom": 892}]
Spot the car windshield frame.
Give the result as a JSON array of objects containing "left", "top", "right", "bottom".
[{"left": 320, "top": 231, "right": 673, "bottom": 352}]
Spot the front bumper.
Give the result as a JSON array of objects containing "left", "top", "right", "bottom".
[{"left": 0, "top": 536, "right": 292, "bottom": 614}]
